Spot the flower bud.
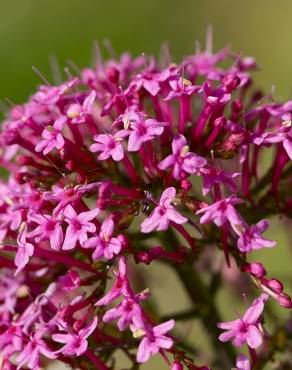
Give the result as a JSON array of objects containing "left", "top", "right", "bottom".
[
  {"left": 266, "top": 278, "right": 284, "bottom": 294},
  {"left": 244, "top": 262, "right": 266, "bottom": 277},
  {"left": 171, "top": 361, "right": 183, "bottom": 370},
  {"left": 277, "top": 293, "right": 292, "bottom": 309}
]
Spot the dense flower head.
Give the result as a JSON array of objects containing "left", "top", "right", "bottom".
[{"left": 0, "top": 33, "right": 291, "bottom": 370}]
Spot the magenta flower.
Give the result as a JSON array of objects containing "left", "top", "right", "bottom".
[
  {"left": 95, "top": 256, "right": 129, "bottom": 306},
  {"left": 66, "top": 91, "right": 96, "bottom": 124},
  {"left": 123, "top": 112, "right": 168, "bottom": 152},
  {"left": 62, "top": 205, "right": 99, "bottom": 250},
  {"left": 196, "top": 195, "right": 243, "bottom": 228},
  {"left": 28, "top": 213, "right": 63, "bottom": 251},
  {"left": 136, "top": 319, "right": 175, "bottom": 363},
  {"left": 35, "top": 116, "right": 66, "bottom": 155},
  {"left": 164, "top": 78, "right": 200, "bottom": 101},
  {"left": 218, "top": 294, "right": 268, "bottom": 348},
  {"left": 235, "top": 219, "right": 276, "bottom": 253},
  {"left": 83, "top": 216, "right": 123, "bottom": 260},
  {"left": 254, "top": 125, "right": 292, "bottom": 159},
  {"left": 16, "top": 330, "right": 56, "bottom": 370},
  {"left": 158, "top": 134, "right": 207, "bottom": 179},
  {"left": 52, "top": 317, "right": 98, "bottom": 356},
  {"left": 102, "top": 296, "right": 144, "bottom": 331},
  {"left": 198, "top": 167, "right": 240, "bottom": 196},
  {"left": 141, "top": 187, "right": 187, "bottom": 233},
  {"left": 89, "top": 130, "right": 129, "bottom": 161},
  {"left": 15, "top": 226, "right": 34, "bottom": 275},
  {"left": 235, "top": 354, "right": 251, "bottom": 370}
]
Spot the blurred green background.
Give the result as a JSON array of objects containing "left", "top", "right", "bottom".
[
  {"left": 2, "top": 0, "right": 292, "bottom": 103},
  {"left": 1, "top": 0, "right": 292, "bottom": 369}
]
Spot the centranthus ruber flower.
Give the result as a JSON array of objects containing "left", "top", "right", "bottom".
[
  {"left": 158, "top": 134, "right": 207, "bottom": 179},
  {"left": 1, "top": 34, "right": 292, "bottom": 370},
  {"left": 141, "top": 187, "right": 187, "bottom": 233},
  {"left": 35, "top": 116, "right": 66, "bottom": 155},
  {"left": 83, "top": 216, "right": 123, "bottom": 260},
  {"left": 135, "top": 319, "right": 175, "bottom": 363},
  {"left": 62, "top": 205, "right": 99, "bottom": 250},
  {"left": 52, "top": 317, "right": 98, "bottom": 356},
  {"left": 16, "top": 329, "right": 56, "bottom": 370},
  {"left": 28, "top": 213, "right": 64, "bottom": 251},
  {"left": 218, "top": 294, "right": 268, "bottom": 348},
  {"left": 89, "top": 130, "right": 129, "bottom": 161}
]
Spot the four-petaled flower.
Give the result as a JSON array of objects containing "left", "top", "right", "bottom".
[{"left": 141, "top": 187, "right": 187, "bottom": 233}]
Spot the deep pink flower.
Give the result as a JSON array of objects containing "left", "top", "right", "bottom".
[
  {"left": 83, "top": 216, "right": 123, "bottom": 260},
  {"left": 196, "top": 195, "right": 243, "bottom": 228},
  {"left": 136, "top": 319, "right": 175, "bottom": 363},
  {"left": 164, "top": 78, "right": 200, "bottom": 101},
  {"left": 66, "top": 91, "right": 96, "bottom": 124},
  {"left": 62, "top": 205, "right": 99, "bottom": 250},
  {"left": 95, "top": 256, "right": 129, "bottom": 306},
  {"left": 158, "top": 134, "right": 207, "bottom": 179},
  {"left": 217, "top": 294, "right": 268, "bottom": 348},
  {"left": 235, "top": 219, "right": 276, "bottom": 253},
  {"left": 16, "top": 330, "right": 56, "bottom": 370},
  {"left": 141, "top": 187, "right": 187, "bottom": 233},
  {"left": 122, "top": 112, "right": 168, "bottom": 152},
  {"left": 89, "top": 130, "right": 129, "bottom": 161},
  {"left": 28, "top": 213, "right": 63, "bottom": 251},
  {"left": 35, "top": 116, "right": 66, "bottom": 155},
  {"left": 52, "top": 317, "right": 97, "bottom": 356},
  {"left": 198, "top": 167, "right": 240, "bottom": 196},
  {"left": 15, "top": 226, "right": 34, "bottom": 275}
]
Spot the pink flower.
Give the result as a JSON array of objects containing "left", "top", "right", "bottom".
[
  {"left": 198, "top": 167, "right": 240, "bottom": 196},
  {"left": 235, "top": 354, "right": 251, "bottom": 370},
  {"left": 16, "top": 330, "right": 56, "bottom": 370},
  {"left": 217, "top": 294, "right": 268, "bottom": 348},
  {"left": 136, "top": 319, "right": 175, "bottom": 363},
  {"left": 123, "top": 112, "right": 168, "bottom": 152},
  {"left": 62, "top": 205, "right": 99, "bottom": 250},
  {"left": 66, "top": 91, "right": 96, "bottom": 124},
  {"left": 35, "top": 116, "right": 66, "bottom": 155},
  {"left": 28, "top": 213, "right": 63, "bottom": 251},
  {"left": 89, "top": 130, "right": 129, "bottom": 161},
  {"left": 141, "top": 187, "right": 187, "bottom": 233},
  {"left": 158, "top": 134, "right": 207, "bottom": 179},
  {"left": 15, "top": 226, "right": 34, "bottom": 275},
  {"left": 83, "top": 216, "right": 122, "bottom": 260},
  {"left": 164, "top": 78, "right": 200, "bottom": 101},
  {"left": 196, "top": 195, "right": 243, "bottom": 228},
  {"left": 95, "top": 256, "right": 129, "bottom": 306},
  {"left": 52, "top": 317, "right": 98, "bottom": 356},
  {"left": 235, "top": 219, "right": 276, "bottom": 253}
]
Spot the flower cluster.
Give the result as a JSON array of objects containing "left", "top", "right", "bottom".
[{"left": 0, "top": 34, "right": 291, "bottom": 370}]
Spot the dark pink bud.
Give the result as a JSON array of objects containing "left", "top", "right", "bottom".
[
  {"left": 171, "top": 361, "right": 183, "bottom": 370},
  {"left": 106, "top": 66, "right": 120, "bottom": 83},
  {"left": 223, "top": 74, "right": 240, "bottom": 91},
  {"left": 180, "top": 179, "right": 192, "bottom": 191},
  {"left": 16, "top": 155, "right": 33, "bottom": 165},
  {"left": 213, "top": 116, "right": 226, "bottom": 128},
  {"left": 65, "top": 160, "right": 75, "bottom": 171},
  {"left": 277, "top": 293, "right": 292, "bottom": 309},
  {"left": 244, "top": 262, "right": 266, "bottom": 277},
  {"left": 266, "top": 278, "right": 284, "bottom": 293}
]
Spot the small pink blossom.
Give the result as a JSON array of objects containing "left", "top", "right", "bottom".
[
  {"left": 52, "top": 317, "right": 98, "bottom": 356},
  {"left": 83, "top": 216, "right": 123, "bottom": 260},
  {"left": 158, "top": 134, "right": 207, "bottom": 179},
  {"left": 235, "top": 354, "right": 251, "bottom": 370},
  {"left": 141, "top": 187, "right": 187, "bottom": 233},
  {"left": 218, "top": 294, "right": 268, "bottom": 348},
  {"left": 89, "top": 130, "right": 129, "bottom": 161},
  {"left": 66, "top": 91, "right": 96, "bottom": 124},
  {"left": 62, "top": 205, "right": 99, "bottom": 250},
  {"left": 15, "top": 226, "right": 34, "bottom": 275},
  {"left": 136, "top": 319, "right": 175, "bottom": 363},
  {"left": 35, "top": 116, "right": 66, "bottom": 155}
]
